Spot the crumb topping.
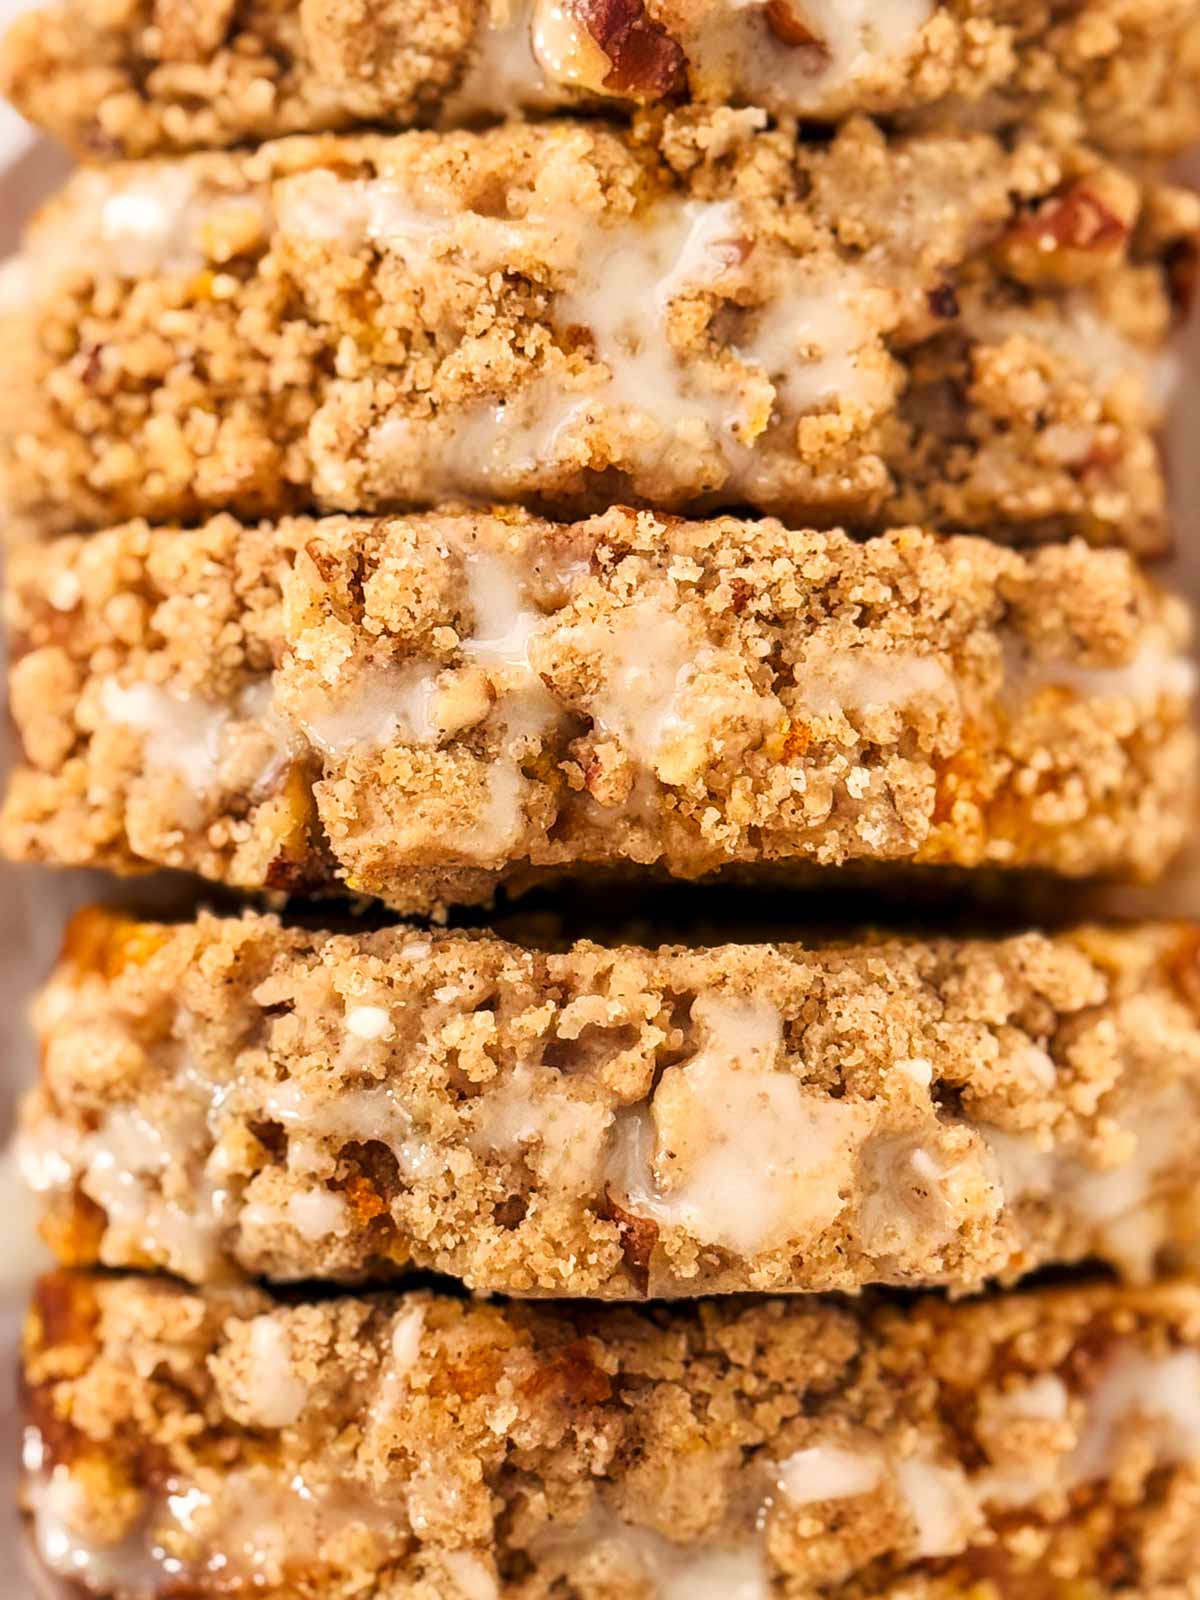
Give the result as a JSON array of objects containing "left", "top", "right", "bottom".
[
  {"left": 19, "top": 909, "right": 1200, "bottom": 1295},
  {"left": 5, "top": 0, "right": 1200, "bottom": 156},
  {"left": 2, "top": 115, "right": 1194, "bottom": 543},
  {"left": 20, "top": 1271, "right": 1200, "bottom": 1595},
  {"left": 3, "top": 511, "right": 1194, "bottom": 909}
]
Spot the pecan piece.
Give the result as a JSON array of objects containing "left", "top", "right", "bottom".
[
  {"left": 764, "top": 0, "right": 827, "bottom": 54},
  {"left": 304, "top": 537, "right": 343, "bottom": 584},
  {"left": 566, "top": 0, "right": 686, "bottom": 97},
  {"left": 993, "top": 174, "right": 1137, "bottom": 287},
  {"left": 601, "top": 1187, "right": 658, "bottom": 1294}
]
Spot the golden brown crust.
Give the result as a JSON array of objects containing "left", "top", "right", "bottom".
[
  {"left": 0, "top": 116, "right": 1193, "bottom": 545},
  {"left": 4, "top": 0, "right": 1200, "bottom": 158},
  {"left": 21, "top": 1269, "right": 1200, "bottom": 1595},
  {"left": 19, "top": 906, "right": 1200, "bottom": 1296}
]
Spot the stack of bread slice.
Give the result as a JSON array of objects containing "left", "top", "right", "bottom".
[{"left": 5, "top": 0, "right": 1200, "bottom": 1593}]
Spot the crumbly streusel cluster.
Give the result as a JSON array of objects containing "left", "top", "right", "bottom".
[
  {"left": 5, "top": 0, "right": 1200, "bottom": 1594},
  {"left": 1, "top": 118, "right": 1197, "bottom": 545},
  {"left": 4, "top": 513, "right": 1196, "bottom": 906},
  {"left": 21, "top": 1269, "right": 1200, "bottom": 1595}
]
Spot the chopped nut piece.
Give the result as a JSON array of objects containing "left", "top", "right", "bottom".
[
  {"left": 764, "top": 0, "right": 826, "bottom": 53},
  {"left": 994, "top": 174, "right": 1137, "bottom": 287},
  {"left": 573, "top": 0, "right": 686, "bottom": 94},
  {"left": 601, "top": 1189, "right": 659, "bottom": 1291}
]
